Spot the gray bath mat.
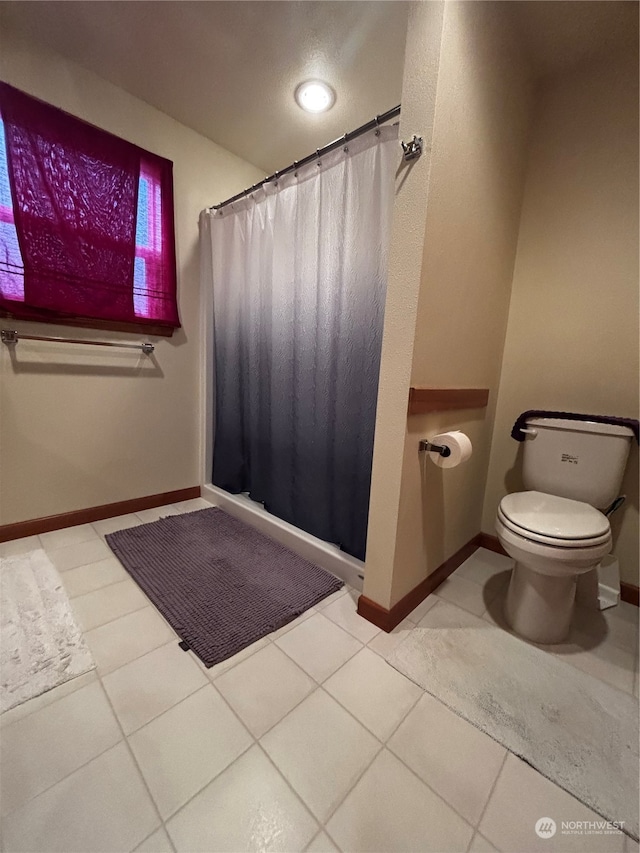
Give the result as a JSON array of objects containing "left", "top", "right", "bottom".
[
  {"left": 106, "top": 507, "right": 343, "bottom": 667},
  {"left": 1, "top": 549, "right": 95, "bottom": 714},
  {"left": 388, "top": 604, "right": 639, "bottom": 840}
]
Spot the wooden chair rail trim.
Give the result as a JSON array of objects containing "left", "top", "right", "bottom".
[{"left": 408, "top": 387, "right": 489, "bottom": 416}]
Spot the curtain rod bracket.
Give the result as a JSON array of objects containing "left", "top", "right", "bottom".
[{"left": 401, "top": 135, "right": 423, "bottom": 162}]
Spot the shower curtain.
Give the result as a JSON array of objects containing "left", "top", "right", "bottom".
[{"left": 201, "top": 124, "right": 398, "bottom": 560}]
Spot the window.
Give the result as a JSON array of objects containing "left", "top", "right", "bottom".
[{"left": 0, "top": 83, "right": 179, "bottom": 334}]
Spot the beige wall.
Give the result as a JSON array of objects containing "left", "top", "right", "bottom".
[
  {"left": 363, "top": 0, "right": 446, "bottom": 609},
  {"left": 365, "top": 1, "right": 533, "bottom": 608},
  {"left": 482, "top": 52, "right": 640, "bottom": 584},
  {"left": 0, "top": 25, "right": 263, "bottom": 525}
]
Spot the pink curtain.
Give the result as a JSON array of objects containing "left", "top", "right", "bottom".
[{"left": 0, "top": 82, "right": 179, "bottom": 328}]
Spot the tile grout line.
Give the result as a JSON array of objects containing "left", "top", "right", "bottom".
[
  {"left": 470, "top": 747, "right": 510, "bottom": 844},
  {"left": 0, "top": 713, "right": 125, "bottom": 820},
  {"left": 156, "top": 683, "right": 283, "bottom": 837},
  {"left": 97, "top": 637, "right": 258, "bottom": 841},
  {"left": 101, "top": 641, "right": 209, "bottom": 737},
  {"left": 255, "top": 742, "right": 325, "bottom": 845},
  {"left": 94, "top": 669, "right": 173, "bottom": 852},
  {"left": 0, "top": 670, "right": 99, "bottom": 731},
  {"left": 76, "top": 600, "right": 150, "bottom": 634},
  {"left": 64, "top": 573, "right": 140, "bottom": 601}
]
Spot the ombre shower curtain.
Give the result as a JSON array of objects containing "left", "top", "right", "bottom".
[{"left": 201, "top": 124, "right": 397, "bottom": 560}]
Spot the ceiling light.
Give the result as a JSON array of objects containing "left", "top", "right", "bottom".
[{"left": 295, "top": 80, "right": 336, "bottom": 114}]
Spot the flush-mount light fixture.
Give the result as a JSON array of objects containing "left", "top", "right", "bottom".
[{"left": 295, "top": 80, "right": 336, "bottom": 113}]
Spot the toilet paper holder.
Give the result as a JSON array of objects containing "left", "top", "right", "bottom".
[{"left": 419, "top": 439, "right": 451, "bottom": 458}]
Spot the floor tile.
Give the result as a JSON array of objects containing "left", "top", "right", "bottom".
[
  {"left": 92, "top": 513, "right": 143, "bottom": 538},
  {"left": 417, "top": 598, "right": 488, "bottom": 631},
  {"left": 434, "top": 574, "right": 498, "bottom": 617},
  {"left": 406, "top": 595, "right": 439, "bottom": 623},
  {"left": 39, "top": 523, "right": 99, "bottom": 551},
  {"left": 573, "top": 601, "right": 639, "bottom": 654},
  {"left": 46, "top": 538, "right": 113, "bottom": 572},
  {"left": 102, "top": 641, "right": 208, "bottom": 734},
  {"left": 324, "top": 647, "right": 422, "bottom": 740},
  {"left": 205, "top": 636, "right": 271, "bottom": 680},
  {"left": 468, "top": 833, "right": 499, "bottom": 852},
  {"left": 215, "top": 644, "right": 316, "bottom": 737},
  {"left": 0, "top": 680, "right": 121, "bottom": 816},
  {"left": 479, "top": 753, "right": 627, "bottom": 852},
  {"left": 128, "top": 684, "right": 252, "bottom": 818},
  {"left": 322, "top": 588, "right": 381, "bottom": 643},
  {"left": 0, "top": 535, "right": 41, "bottom": 557},
  {"left": 624, "top": 835, "right": 640, "bottom": 853},
  {"left": 171, "top": 498, "right": 213, "bottom": 513},
  {"left": 1, "top": 742, "right": 159, "bottom": 853},
  {"left": 61, "top": 556, "right": 129, "bottom": 598},
  {"left": 71, "top": 578, "right": 149, "bottom": 631},
  {"left": 388, "top": 692, "right": 506, "bottom": 825},
  {"left": 326, "top": 749, "right": 474, "bottom": 852},
  {"left": 0, "top": 669, "right": 98, "bottom": 730},
  {"left": 270, "top": 606, "right": 316, "bottom": 640},
  {"left": 275, "top": 611, "right": 362, "bottom": 683},
  {"left": 261, "top": 689, "right": 379, "bottom": 822},
  {"left": 135, "top": 505, "right": 181, "bottom": 524},
  {"left": 166, "top": 744, "right": 318, "bottom": 852},
  {"left": 306, "top": 831, "right": 340, "bottom": 852},
  {"left": 455, "top": 548, "right": 514, "bottom": 585},
  {"left": 83, "top": 606, "right": 176, "bottom": 675},
  {"left": 314, "top": 587, "right": 348, "bottom": 610},
  {"left": 367, "top": 617, "right": 415, "bottom": 658},
  {"left": 551, "top": 631, "right": 637, "bottom": 693},
  {"left": 134, "top": 827, "right": 175, "bottom": 853}
]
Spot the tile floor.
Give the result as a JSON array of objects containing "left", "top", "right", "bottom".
[{"left": 0, "top": 501, "right": 638, "bottom": 853}]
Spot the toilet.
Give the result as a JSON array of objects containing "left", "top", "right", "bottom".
[{"left": 496, "top": 417, "right": 634, "bottom": 644}]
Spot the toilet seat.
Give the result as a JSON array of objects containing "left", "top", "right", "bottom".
[{"left": 498, "top": 491, "right": 611, "bottom": 548}]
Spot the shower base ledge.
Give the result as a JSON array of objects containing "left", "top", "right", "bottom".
[{"left": 202, "top": 484, "right": 364, "bottom": 591}]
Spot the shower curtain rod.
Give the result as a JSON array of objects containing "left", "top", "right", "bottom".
[{"left": 209, "top": 103, "right": 401, "bottom": 211}]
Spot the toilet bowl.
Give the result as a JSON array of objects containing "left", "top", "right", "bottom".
[
  {"left": 497, "top": 491, "right": 611, "bottom": 644},
  {"left": 494, "top": 415, "right": 634, "bottom": 645}
]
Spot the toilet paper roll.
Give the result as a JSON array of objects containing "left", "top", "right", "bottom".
[{"left": 427, "top": 431, "right": 473, "bottom": 468}]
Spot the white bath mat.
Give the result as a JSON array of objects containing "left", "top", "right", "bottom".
[
  {"left": 1, "top": 549, "right": 95, "bottom": 714},
  {"left": 389, "top": 604, "right": 639, "bottom": 840}
]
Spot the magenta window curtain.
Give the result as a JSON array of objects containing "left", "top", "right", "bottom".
[{"left": 0, "top": 82, "right": 179, "bottom": 328}]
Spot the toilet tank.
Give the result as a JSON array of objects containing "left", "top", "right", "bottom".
[{"left": 521, "top": 417, "right": 633, "bottom": 509}]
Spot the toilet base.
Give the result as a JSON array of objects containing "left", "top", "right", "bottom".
[{"left": 505, "top": 563, "right": 577, "bottom": 645}]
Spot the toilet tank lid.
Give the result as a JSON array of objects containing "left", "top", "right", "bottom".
[{"left": 526, "top": 417, "right": 635, "bottom": 439}]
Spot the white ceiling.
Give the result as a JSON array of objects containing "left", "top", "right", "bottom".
[
  {"left": 0, "top": 1, "right": 409, "bottom": 174},
  {"left": 1, "top": 1, "right": 637, "bottom": 177}
]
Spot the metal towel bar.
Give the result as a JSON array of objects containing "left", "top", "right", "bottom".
[{"left": 1, "top": 329, "right": 154, "bottom": 354}]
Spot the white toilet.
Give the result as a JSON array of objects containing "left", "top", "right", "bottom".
[{"left": 496, "top": 417, "right": 634, "bottom": 644}]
